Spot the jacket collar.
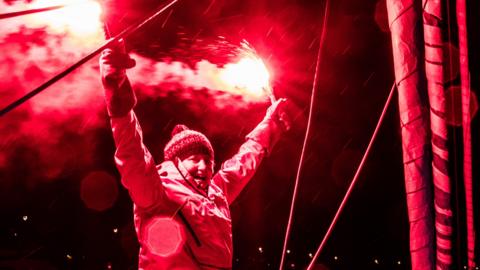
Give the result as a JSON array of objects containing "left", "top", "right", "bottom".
[{"left": 174, "top": 158, "right": 210, "bottom": 197}]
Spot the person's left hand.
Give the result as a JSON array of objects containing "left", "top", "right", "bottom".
[{"left": 266, "top": 98, "right": 291, "bottom": 131}]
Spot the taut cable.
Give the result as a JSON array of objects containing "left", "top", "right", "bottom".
[
  {"left": 278, "top": 0, "right": 330, "bottom": 269},
  {"left": 0, "top": 5, "right": 66, "bottom": 19},
  {"left": 306, "top": 82, "right": 396, "bottom": 269}
]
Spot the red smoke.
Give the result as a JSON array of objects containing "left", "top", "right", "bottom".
[
  {"left": 0, "top": 4, "right": 106, "bottom": 184},
  {"left": 0, "top": 1, "right": 271, "bottom": 186}
]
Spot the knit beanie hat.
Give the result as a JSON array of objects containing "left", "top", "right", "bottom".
[{"left": 164, "top": 124, "right": 214, "bottom": 161}]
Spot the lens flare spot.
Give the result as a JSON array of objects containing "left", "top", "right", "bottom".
[
  {"left": 374, "top": 0, "right": 389, "bottom": 32},
  {"left": 29, "top": 0, "right": 103, "bottom": 37},
  {"left": 80, "top": 171, "right": 119, "bottom": 211},
  {"left": 0, "top": 152, "right": 7, "bottom": 168},
  {"left": 145, "top": 217, "right": 185, "bottom": 257},
  {"left": 219, "top": 57, "right": 271, "bottom": 99},
  {"left": 443, "top": 42, "right": 460, "bottom": 83},
  {"left": 445, "top": 86, "right": 478, "bottom": 126}
]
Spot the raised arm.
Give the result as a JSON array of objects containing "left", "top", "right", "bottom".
[
  {"left": 100, "top": 41, "right": 162, "bottom": 209},
  {"left": 213, "top": 98, "right": 290, "bottom": 204}
]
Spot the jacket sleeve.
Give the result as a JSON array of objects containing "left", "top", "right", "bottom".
[
  {"left": 110, "top": 109, "right": 163, "bottom": 209},
  {"left": 213, "top": 117, "right": 283, "bottom": 204}
]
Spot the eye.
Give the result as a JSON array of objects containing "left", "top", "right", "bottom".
[
  {"left": 205, "top": 159, "right": 213, "bottom": 166},
  {"left": 186, "top": 155, "right": 213, "bottom": 166},
  {"left": 187, "top": 155, "right": 202, "bottom": 163}
]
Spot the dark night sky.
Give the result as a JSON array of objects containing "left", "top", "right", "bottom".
[{"left": 0, "top": 0, "right": 479, "bottom": 269}]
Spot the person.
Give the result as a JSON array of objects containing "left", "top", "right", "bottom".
[{"left": 100, "top": 39, "right": 290, "bottom": 270}]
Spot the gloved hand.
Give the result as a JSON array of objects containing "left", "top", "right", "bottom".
[
  {"left": 265, "top": 98, "right": 291, "bottom": 131},
  {"left": 246, "top": 98, "right": 291, "bottom": 155},
  {"left": 100, "top": 39, "right": 137, "bottom": 117}
]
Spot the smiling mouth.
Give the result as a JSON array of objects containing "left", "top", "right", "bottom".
[{"left": 193, "top": 175, "right": 207, "bottom": 181}]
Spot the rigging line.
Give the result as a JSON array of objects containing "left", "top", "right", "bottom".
[
  {"left": 0, "top": 5, "right": 66, "bottom": 19},
  {"left": 0, "top": 0, "right": 180, "bottom": 117},
  {"left": 445, "top": 1, "right": 462, "bottom": 268},
  {"left": 456, "top": 0, "right": 475, "bottom": 267},
  {"left": 278, "top": 0, "right": 330, "bottom": 269},
  {"left": 306, "top": 82, "right": 397, "bottom": 270}
]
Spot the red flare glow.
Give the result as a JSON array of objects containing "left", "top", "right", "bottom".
[
  {"left": 130, "top": 54, "right": 273, "bottom": 103},
  {"left": 219, "top": 56, "right": 272, "bottom": 99}
]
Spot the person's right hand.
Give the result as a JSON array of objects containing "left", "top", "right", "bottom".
[
  {"left": 99, "top": 39, "right": 137, "bottom": 117},
  {"left": 100, "top": 39, "right": 136, "bottom": 91}
]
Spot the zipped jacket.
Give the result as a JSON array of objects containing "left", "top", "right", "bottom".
[{"left": 110, "top": 108, "right": 281, "bottom": 269}]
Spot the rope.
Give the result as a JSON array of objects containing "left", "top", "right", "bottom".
[
  {"left": 0, "top": 5, "right": 66, "bottom": 19},
  {"left": 278, "top": 0, "right": 330, "bottom": 268},
  {"left": 306, "top": 82, "right": 396, "bottom": 269}
]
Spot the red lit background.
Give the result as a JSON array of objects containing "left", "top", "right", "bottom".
[{"left": 0, "top": 0, "right": 479, "bottom": 269}]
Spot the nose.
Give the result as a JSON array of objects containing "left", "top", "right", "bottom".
[{"left": 197, "top": 159, "right": 207, "bottom": 171}]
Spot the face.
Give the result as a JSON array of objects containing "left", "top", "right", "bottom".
[{"left": 180, "top": 154, "right": 214, "bottom": 182}]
